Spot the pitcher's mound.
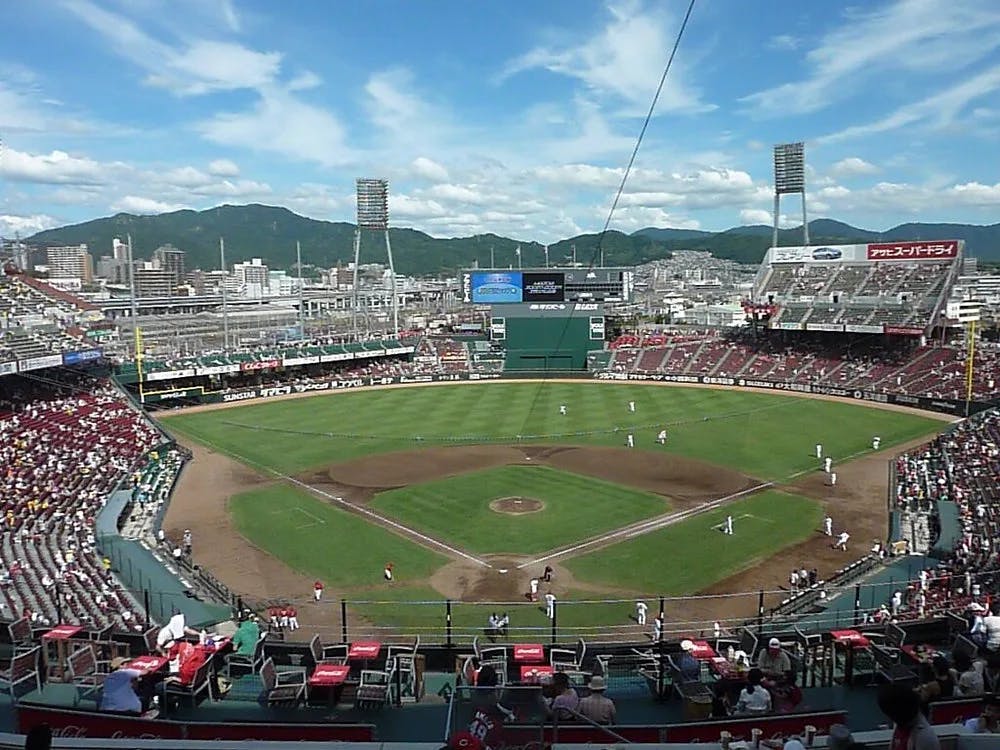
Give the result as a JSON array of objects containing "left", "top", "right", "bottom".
[{"left": 490, "top": 496, "right": 544, "bottom": 515}]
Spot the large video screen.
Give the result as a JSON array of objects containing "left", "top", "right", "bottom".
[
  {"left": 470, "top": 272, "right": 523, "bottom": 304},
  {"left": 522, "top": 272, "right": 565, "bottom": 302}
]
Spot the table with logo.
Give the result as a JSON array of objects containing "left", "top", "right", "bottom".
[
  {"left": 308, "top": 663, "right": 351, "bottom": 708},
  {"left": 829, "top": 629, "right": 871, "bottom": 685},
  {"left": 124, "top": 655, "right": 169, "bottom": 677},
  {"left": 519, "top": 664, "right": 554, "bottom": 684},
  {"left": 512, "top": 644, "right": 545, "bottom": 664},
  {"left": 41, "top": 624, "right": 83, "bottom": 682}
]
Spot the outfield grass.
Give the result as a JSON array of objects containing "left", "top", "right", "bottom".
[
  {"left": 230, "top": 485, "right": 447, "bottom": 588},
  {"left": 163, "top": 381, "right": 944, "bottom": 481},
  {"left": 565, "top": 490, "right": 824, "bottom": 593},
  {"left": 371, "top": 465, "right": 668, "bottom": 555}
]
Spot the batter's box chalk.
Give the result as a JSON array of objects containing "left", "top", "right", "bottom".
[{"left": 498, "top": 569, "right": 508, "bottom": 574}]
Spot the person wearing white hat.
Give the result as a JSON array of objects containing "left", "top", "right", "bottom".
[
  {"left": 757, "top": 637, "right": 791, "bottom": 681},
  {"left": 970, "top": 602, "right": 987, "bottom": 647},
  {"left": 677, "top": 640, "right": 701, "bottom": 681},
  {"left": 577, "top": 675, "right": 616, "bottom": 724}
]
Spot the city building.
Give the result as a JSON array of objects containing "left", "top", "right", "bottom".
[
  {"left": 233, "top": 258, "right": 269, "bottom": 298},
  {"left": 45, "top": 244, "right": 93, "bottom": 283},
  {"left": 134, "top": 263, "right": 175, "bottom": 298},
  {"left": 152, "top": 244, "right": 186, "bottom": 289}
]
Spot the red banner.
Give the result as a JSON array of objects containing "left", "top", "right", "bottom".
[
  {"left": 239, "top": 358, "right": 281, "bottom": 372},
  {"left": 866, "top": 240, "right": 958, "bottom": 261},
  {"left": 884, "top": 326, "right": 924, "bottom": 336}
]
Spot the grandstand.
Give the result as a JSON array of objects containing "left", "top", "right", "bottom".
[
  {"left": 755, "top": 241, "right": 962, "bottom": 335},
  {"left": 1, "top": 266, "right": 1000, "bottom": 746}
]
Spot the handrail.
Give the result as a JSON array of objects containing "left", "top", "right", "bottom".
[{"left": 553, "top": 706, "right": 632, "bottom": 744}]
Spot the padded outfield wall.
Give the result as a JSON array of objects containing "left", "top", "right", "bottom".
[{"left": 493, "top": 302, "right": 605, "bottom": 371}]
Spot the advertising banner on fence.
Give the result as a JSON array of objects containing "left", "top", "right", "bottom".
[
  {"left": 806, "top": 324, "right": 845, "bottom": 332},
  {"left": 62, "top": 348, "right": 102, "bottom": 366},
  {"left": 18, "top": 354, "right": 64, "bottom": 372},
  {"left": 867, "top": 240, "right": 958, "bottom": 261},
  {"left": 195, "top": 364, "right": 239, "bottom": 376},
  {"left": 146, "top": 368, "right": 194, "bottom": 381},
  {"left": 239, "top": 358, "right": 281, "bottom": 372},
  {"left": 769, "top": 244, "right": 864, "bottom": 264},
  {"left": 844, "top": 324, "right": 885, "bottom": 334},
  {"left": 884, "top": 326, "right": 924, "bottom": 336},
  {"left": 0, "top": 360, "right": 18, "bottom": 375},
  {"left": 282, "top": 355, "right": 320, "bottom": 367}
]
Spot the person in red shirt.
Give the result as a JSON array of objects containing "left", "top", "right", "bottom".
[
  {"left": 313, "top": 581, "right": 323, "bottom": 602},
  {"left": 287, "top": 605, "right": 299, "bottom": 631}
]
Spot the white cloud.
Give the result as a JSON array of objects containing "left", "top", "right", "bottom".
[
  {"left": 0, "top": 214, "right": 59, "bottom": 236},
  {"left": 410, "top": 157, "right": 449, "bottom": 182},
  {"left": 196, "top": 86, "right": 352, "bottom": 166},
  {"left": 390, "top": 194, "right": 448, "bottom": 219},
  {"left": 111, "top": 196, "right": 188, "bottom": 214},
  {"left": 609, "top": 207, "right": 701, "bottom": 232},
  {"left": 742, "top": 0, "right": 1000, "bottom": 116},
  {"left": 207, "top": 159, "right": 240, "bottom": 177},
  {"left": 830, "top": 157, "right": 878, "bottom": 177},
  {"left": 818, "top": 63, "right": 1000, "bottom": 143},
  {"left": 287, "top": 70, "right": 322, "bottom": 91},
  {"left": 424, "top": 184, "right": 490, "bottom": 206},
  {"left": 0, "top": 148, "right": 111, "bottom": 185},
  {"left": 739, "top": 208, "right": 771, "bottom": 225},
  {"left": 767, "top": 34, "right": 800, "bottom": 51},
  {"left": 818, "top": 186, "right": 851, "bottom": 199},
  {"left": 146, "top": 41, "right": 283, "bottom": 96},
  {"left": 947, "top": 181, "right": 1000, "bottom": 206},
  {"left": 500, "top": 1, "right": 713, "bottom": 115}
]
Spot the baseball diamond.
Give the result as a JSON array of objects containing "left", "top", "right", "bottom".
[{"left": 160, "top": 379, "right": 949, "bottom": 642}]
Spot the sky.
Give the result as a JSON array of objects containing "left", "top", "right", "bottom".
[{"left": 1, "top": 0, "right": 999, "bottom": 243}]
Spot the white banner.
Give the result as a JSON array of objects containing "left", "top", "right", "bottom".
[
  {"left": 18, "top": 354, "right": 63, "bottom": 372},
  {"left": 282, "top": 356, "right": 320, "bottom": 367},
  {"left": 775, "top": 322, "right": 802, "bottom": 330},
  {"left": 195, "top": 364, "right": 239, "bottom": 376},
  {"left": 806, "top": 323, "right": 845, "bottom": 332},
  {"left": 769, "top": 244, "right": 864, "bottom": 264},
  {"left": 0, "top": 360, "right": 17, "bottom": 375},
  {"left": 320, "top": 352, "right": 353, "bottom": 362},
  {"left": 844, "top": 324, "right": 885, "bottom": 334},
  {"left": 146, "top": 368, "right": 195, "bottom": 381}
]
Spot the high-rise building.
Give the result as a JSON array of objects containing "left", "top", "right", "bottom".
[
  {"left": 46, "top": 244, "right": 92, "bottom": 282},
  {"left": 152, "top": 244, "right": 186, "bottom": 290},
  {"left": 234, "top": 258, "right": 269, "bottom": 297},
  {"left": 112, "top": 238, "right": 129, "bottom": 261},
  {"left": 134, "top": 262, "right": 174, "bottom": 298}
]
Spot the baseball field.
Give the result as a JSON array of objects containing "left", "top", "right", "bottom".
[{"left": 160, "top": 380, "right": 949, "bottom": 641}]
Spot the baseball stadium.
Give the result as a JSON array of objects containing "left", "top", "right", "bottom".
[{"left": 0, "top": 229, "right": 998, "bottom": 749}]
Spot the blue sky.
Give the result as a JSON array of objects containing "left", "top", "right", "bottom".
[{"left": 1, "top": 0, "right": 999, "bottom": 242}]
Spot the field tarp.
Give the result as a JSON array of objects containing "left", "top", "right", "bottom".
[{"left": 931, "top": 500, "right": 962, "bottom": 558}]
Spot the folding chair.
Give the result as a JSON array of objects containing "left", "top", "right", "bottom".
[
  {"left": 0, "top": 646, "right": 42, "bottom": 700},
  {"left": 225, "top": 632, "right": 266, "bottom": 677},
  {"left": 164, "top": 655, "right": 215, "bottom": 707},
  {"left": 355, "top": 668, "right": 390, "bottom": 709},
  {"left": 259, "top": 658, "right": 306, "bottom": 707}
]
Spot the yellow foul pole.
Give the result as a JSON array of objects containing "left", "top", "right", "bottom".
[
  {"left": 964, "top": 319, "right": 976, "bottom": 417},
  {"left": 135, "top": 326, "right": 146, "bottom": 405}
]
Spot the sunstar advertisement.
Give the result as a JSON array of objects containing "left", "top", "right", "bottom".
[{"left": 470, "top": 272, "right": 523, "bottom": 303}]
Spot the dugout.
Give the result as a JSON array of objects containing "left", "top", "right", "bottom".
[{"left": 491, "top": 302, "right": 605, "bottom": 371}]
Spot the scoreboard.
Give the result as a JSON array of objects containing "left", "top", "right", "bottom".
[{"left": 461, "top": 268, "right": 632, "bottom": 305}]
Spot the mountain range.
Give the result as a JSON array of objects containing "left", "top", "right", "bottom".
[{"left": 25, "top": 205, "right": 1000, "bottom": 276}]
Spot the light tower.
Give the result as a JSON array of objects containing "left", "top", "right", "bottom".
[
  {"left": 772, "top": 142, "right": 809, "bottom": 247},
  {"left": 352, "top": 178, "right": 397, "bottom": 337}
]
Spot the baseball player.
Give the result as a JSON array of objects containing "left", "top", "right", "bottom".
[
  {"left": 656, "top": 429, "right": 667, "bottom": 445},
  {"left": 724, "top": 515, "right": 734, "bottom": 535},
  {"left": 652, "top": 614, "right": 663, "bottom": 641},
  {"left": 313, "top": 580, "right": 324, "bottom": 602},
  {"left": 287, "top": 605, "right": 299, "bottom": 631},
  {"left": 824, "top": 456, "right": 832, "bottom": 473},
  {"left": 544, "top": 591, "right": 556, "bottom": 619},
  {"left": 529, "top": 577, "right": 539, "bottom": 602},
  {"left": 919, "top": 569, "right": 929, "bottom": 591},
  {"left": 635, "top": 600, "right": 648, "bottom": 625},
  {"left": 891, "top": 590, "right": 903, "bottom": 616},
  {"left": 384, "top": 562, "right": 394, "bottom": 582},
  {"left": 830, "top": 472, "right": 838, "bottom": 487},
  {"left": 628, "top": 400, "right": 636, "bottom": 413},
  {"left": 824, "top": 515, "right": 833, "bottom": 536},
  {"left": 559, "top": 404, "right": 567, "bottom": 415},
  {"left": 790, "top": 569, "right": 799, "bottom": 590},
  {"left": 626, "top": 433, "right": 634, "bottom": 448},
  {"left": 872, "top": 436, "right": 881, "bottom": 450},
  {"left": 835, "top": 531, "right": 850, "bottom": 551},
  {"left": 815, "top": 443, "right": 823, "bottom": 459}
]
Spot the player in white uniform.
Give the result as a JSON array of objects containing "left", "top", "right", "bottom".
[
  {"left": 559, "top": 404, "right": 567, "bottom": 415},
  {"left": 529, "top": 578, "right": 539, "bottom": 601},
  {"left": 824, "top": 457, "right": 832, "bottom": 473},
  {"left": 824, "top": 515, "right": 833, "bottom": 536},
  {"left": 835, "top": 531, "right": 850, "bottom": 551},
  {"left": 652, "top": 614, "right": 663, "bottom": 641},
  {"left": 830, "top": 472, "right": 838, "bottom": 487},
  {"left": 544, "top": 591, "right": 556, "bottom": 619},
  {"left": 626, "top": 433, "right": 634, "bottom": 448},
  {"left": 628, "top": 400, "right": 636, "bottom": 413},
  {"left": 724, "top": 515, "right": 734, "bottom": 535},
  {"left": 872, "top": 436, "right": 881, "bottom": 450},
  {"left": 635, "top": 600, "right": 648, "bottom": 625},
  {"left": 657, "top": 429, "right": 667, "bottom": 445},
  {"left": 815, "top": 443, "right": 823, "bottom": 459}
]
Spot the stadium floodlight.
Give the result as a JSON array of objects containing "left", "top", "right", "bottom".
[
  {"left": 352, "top": 178, "right": 398, "bottom": 337},
  {"left": 772, "top": 142, "right": 809, "bottom": 248}
]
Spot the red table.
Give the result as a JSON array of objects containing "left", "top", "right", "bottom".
[
  {"left": 42, "top": 625, "right": 84, "bottom": 682},
  {"left": 520, "top": 665, "right": 554, "bottom": 683},
  {"left": 348, "top": 641, "right": 382, "bottom": 660},
  {"left": 901, "top": 644, "right": 938, "bottom": 663},
  {"left": 513, "top": 644, "right": 545, "bottom": 663},
  {"left": 309, "top": 663, "right": 350, "bottom": 686},
  {"left": 43, "top": 624, "right": 83, "bottom": 640},
  {"left": 830, "top": 630, "right": 870, "bottom": 686},
  {"left": 709, "top": 657, "right": 743, "bottom": 681},
  {"left": 309, "top": 663, "right": 351, "bottom": 708},
  {"left": 124, "top": 655, "right": 169, "bottom": 676},
  {"left": 830, "top": 630, "right": 870, "bottom": 648},
  {"left": 689, "top": 640, "right": 717, "bottom": 660}
]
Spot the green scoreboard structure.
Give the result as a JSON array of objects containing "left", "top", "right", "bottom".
[{"left": 460, "top": 267, "right": 634, "bottom": 372}]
